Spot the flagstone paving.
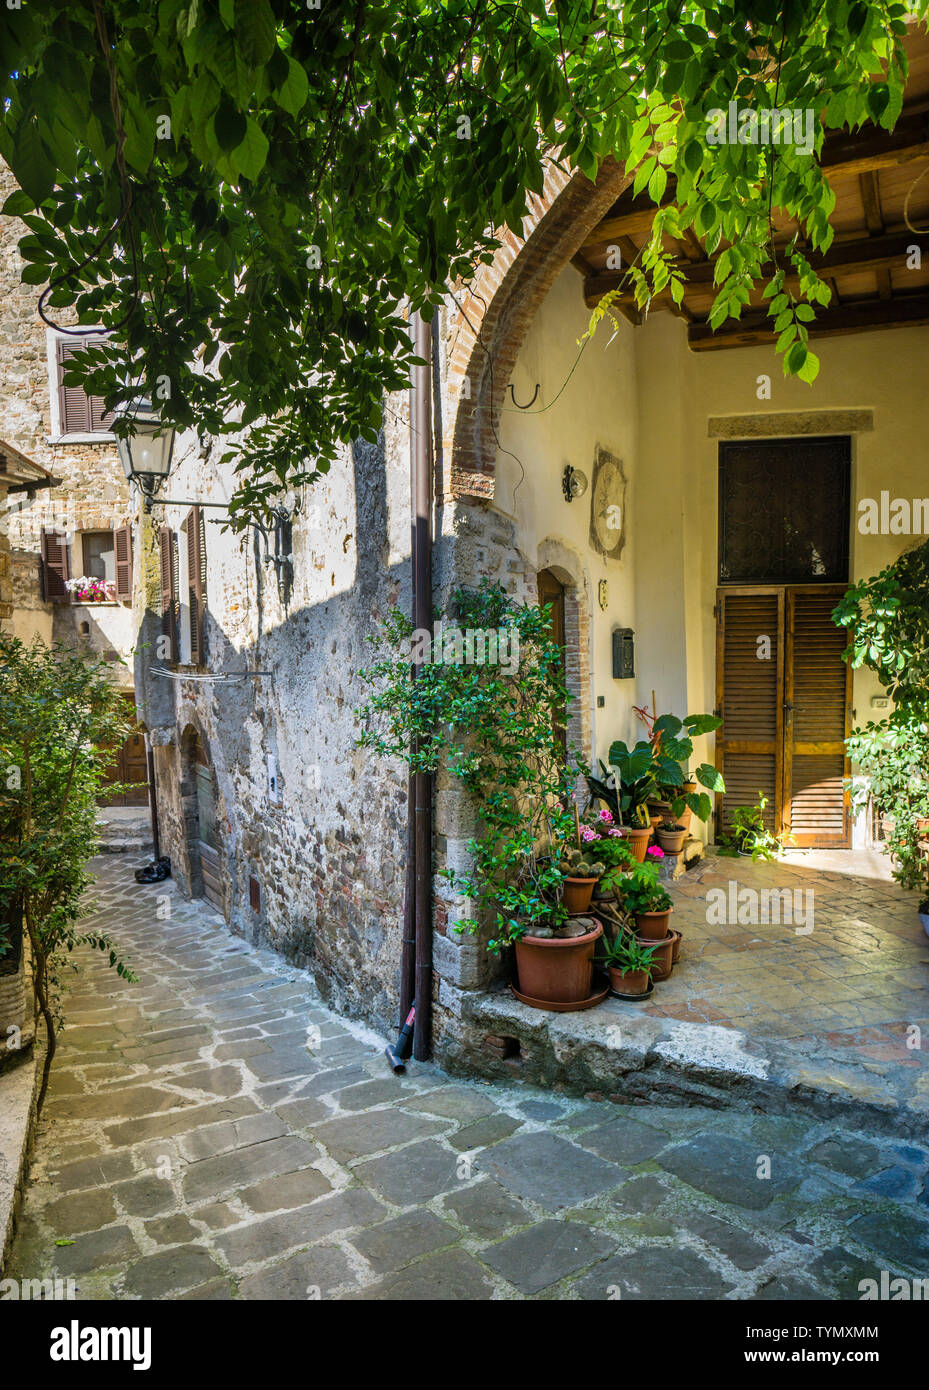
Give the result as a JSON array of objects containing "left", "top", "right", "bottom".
[
  {"left": 641, "top": 847, "right": 929, "bottom": 1077},
  {"left": 7, "top": 856, "right": 929, "bottom": 1301}
]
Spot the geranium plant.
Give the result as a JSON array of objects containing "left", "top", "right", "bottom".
[{"left": 65, "top": 576, "right": 113, "bottom": 603}]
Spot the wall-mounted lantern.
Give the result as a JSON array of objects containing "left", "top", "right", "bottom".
[
  {"left": 562, "top": 464, "right": 588, "bottom": 503},
  {"left": 114, "top": 397, "right": 176, "bottom": 500}
]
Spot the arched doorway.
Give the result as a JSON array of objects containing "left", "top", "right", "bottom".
[{"left": 537, "top": 567, "right": 567, "bottom": 753}]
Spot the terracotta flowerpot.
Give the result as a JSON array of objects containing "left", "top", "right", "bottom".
[
  {"left": 635, "top": 906, "right": 673, "bottom": 939},
  {"left": 643, "top": 934, "right": 674, "bottom": 981},
  {"left": 670, "top": 927, "right": 683, "bottom": 964},
  {"left": 622, "top": 826, "right": 652, "bottom": 863},
  {"left": 609, "top": 965, "right": 649, "bottom": 997},
  {"left": 563, "top": 877, "right": 597, "bottom": 914},
  {"left": 678, "top": 781, "right": 697, "bottom": 833},
  {"left": 656, "top": 826, "right": 687, "bottom": 854},
  {"left": 515, "top": 921, "right": 603, "bottom": 1004}
]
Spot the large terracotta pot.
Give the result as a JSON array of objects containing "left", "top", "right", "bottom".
[
  {"left": 515, "top": 922, "right": 603, "bottom": 1004},
  {"left": 642, "top": 934, "right": 674, "bottom": 981},
  {"left": 562, "top": 877, "right": 597, "bottom": 914},
  {"left": 622, "top": 827, "right": 652, "bottom": 863},
  {"left": 635, "top": 906, "right": 674, "bottom": 939}
]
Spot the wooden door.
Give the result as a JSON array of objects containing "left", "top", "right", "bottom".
[
  {"left": 784, "top": 587, "right": 852, "bottom": 846},
  {"left": 537, "top": 568, "right": 567, "bottom": 752},
  {"left": 193, "top": 740, "right": 223, "bottom": 911},
  {"left": 716, "top": 585, "right": 850, "bottom": 847},
  {"left": 99, "top": 695, "right": 149, "bottom": 807}
]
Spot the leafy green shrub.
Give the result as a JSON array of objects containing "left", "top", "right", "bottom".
[
  {"left": 835, "top": 539, "right": 929, "bottom": 901},
  {"left": 358, "top": 580, "right": 583, "bottom": 951},
  {"left": 717, "top": 792, "right": 786, "bottom": 862},
  {"left": 0, "top": 637, "right": 137, "bottom": 1111}
]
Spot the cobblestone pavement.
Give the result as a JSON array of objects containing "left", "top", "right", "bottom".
[{"left": 8, "top": 858, "right": 929, "bottom": 1301}]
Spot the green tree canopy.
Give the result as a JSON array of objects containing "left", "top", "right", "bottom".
[{"left": 1, "top": 0, "right": 924, "bottom": 520}]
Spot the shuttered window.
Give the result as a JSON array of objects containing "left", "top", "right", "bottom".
[
  {"left": 718, "top": 437, "right": 851, "bottom": 585},
  {"left": 40, "top": 527, "right": 71, "bottom": 602},
  {"left": 55, "top": 337, "right": 114, "bottom": 436},
  {"left": 183, "top": 506, "right": 207, "bottom": 666}
]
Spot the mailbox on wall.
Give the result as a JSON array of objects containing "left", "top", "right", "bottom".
[{"left": 612, "top": 627, "right": 635, "bottom": 679}]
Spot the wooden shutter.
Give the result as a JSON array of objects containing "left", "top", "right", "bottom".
[
  {"left": 715, "top": 588, "right": 783, "bottom": 836},
  {"left": 114, "top": 525, "right": 132, "bottom": 600},
  {"left": 784, "top": 587, "right": 851, "bottom": 846},
  {"left": 40, "top": 527, "right": 71, "bottom": 602},
  {"left": 56, "top": 340, "right": 91, "bottom": 435},
  {"left": 159, "top": 526, "right": 177, "bottom": 661},
  {"left": 56, "top": 337, "right": 113, "bottom": 434},
  {"left": 186, "top": 506, "right": 204, "bottom": 666}
]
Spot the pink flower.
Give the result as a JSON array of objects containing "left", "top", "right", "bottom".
[
  {"left": 598, "top": 808, "right": 613, "bottom": 823},
  {"left": 607, "top": 827, "right": 624, "bottom": 837},
  {"left": 647, "top": 845, "right": 664, "bottom": 859},
  {"left": 580, "top": 827, "right": 601, "bottom": 842}
]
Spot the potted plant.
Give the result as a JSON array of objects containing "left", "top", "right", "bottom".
[
  {"left": 617, "top": 861, "right": 674, "bottom": 938},
  {"left": 359, "top": 581, "right": 603, "bottom": 1011},
  {"left": 602, "top": 931, "right": 656, "bottom": 999},
  {"left": 656, "top": 819, "right": 687, "bottom": 854},
  {"left": 586, "top": 742, "right": 657, "bottom": 861},
  {"left": 632, "top": 702, "right": 725, "bottom": 831},
  {"left": 65, "top": 576, "right": 114, "bottom": 603},
  {"left": 717, "top": 792, "right": 787, "bottom": 861},
  {"left": 557, "top": 845, "right": 605, "bottom": 914}
]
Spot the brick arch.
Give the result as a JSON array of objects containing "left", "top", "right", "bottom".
[{"left": 445, "top": 156, "right": 628, "bottom": 499}]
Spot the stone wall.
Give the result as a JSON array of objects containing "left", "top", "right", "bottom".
[
  {"left": 138, "top": 411, "right": 417, "bottom": 1037},
  {"left": 0, "top": 162, "right": 133, "bottom": 671}
]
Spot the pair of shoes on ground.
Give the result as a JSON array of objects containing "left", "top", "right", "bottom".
[{"left": 135, "top": 856, "right": 171, "bottom": 884}]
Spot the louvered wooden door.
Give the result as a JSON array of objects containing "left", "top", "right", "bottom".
[
  {"left": 716, "top": 585, "right": 850, "bottom": 847},
  {"left": 716, "top": 588, "right": 784, "bottom": 839},
  {"left": 784, "top": 587, "right": 852, "bottom": 846}
]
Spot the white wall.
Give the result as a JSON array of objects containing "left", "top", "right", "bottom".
[{"left": 495, "top": 272, "right": 929, "bottom": 847}]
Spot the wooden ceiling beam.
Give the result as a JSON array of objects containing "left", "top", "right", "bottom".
[
  {"left": 820, "top": 107, "right": 929, "bottom": 178},
  {"left": 583, "top": 229, "right": 926, "bottom": 307},
  {"left": 687, "top": 291, "right": 929, "bottom": 350}
]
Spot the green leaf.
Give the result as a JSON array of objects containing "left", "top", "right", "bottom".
[
  {"left": 695, "top": 762, "right": 725, "bottom": 792},
  {"left": 231, "top": 117, "right": 269, "bottom": 180},
  {"left": 2, "top": 189, "right": 35, "bottom": 217},
  {"left": 797, "top": 349, "right": 820, "bottom": 383},
  {"left": 214, "top": 99, "right": 247, "bottom": 151},
  {"left": 647, "top": 163, "right": 667, "bottom": 204},
  {"left": 11, "top": 124, "right": 55, "bottom": 205},
  {"left": 273, "top": 55, "right": 309, "bottom": 117},
  {"left": 234, "top": 0, "right": 276, "bottom": 68}
]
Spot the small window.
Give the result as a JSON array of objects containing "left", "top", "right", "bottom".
[
  {"left": 82, "top": 531, "right": 115, "bottom": 584},
  {"left": 718, "top": 437, "right": 851, "bottom": 585}
]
